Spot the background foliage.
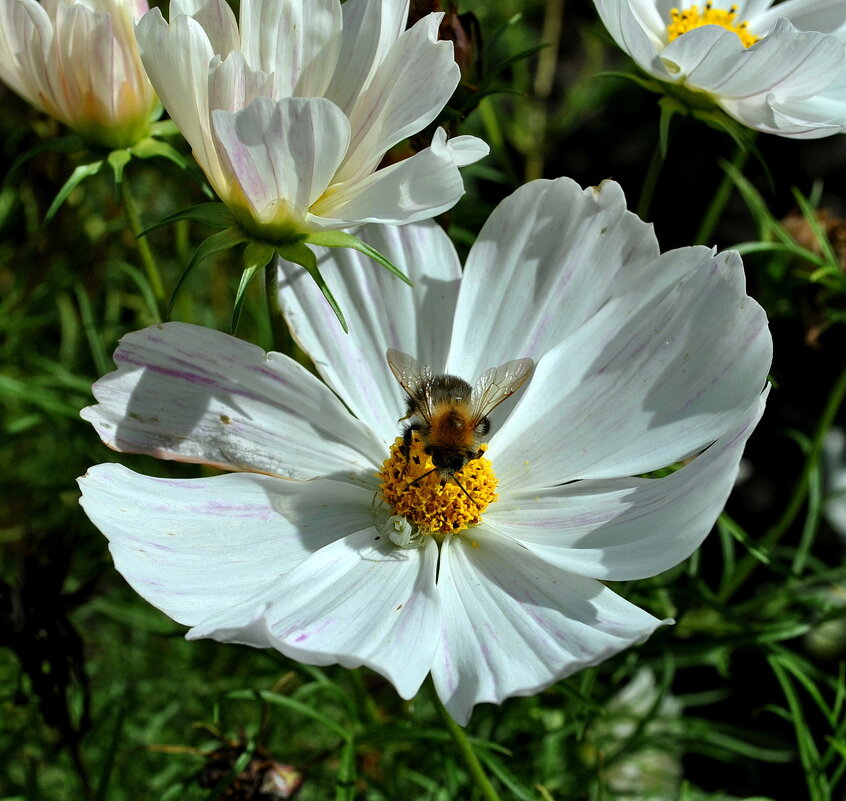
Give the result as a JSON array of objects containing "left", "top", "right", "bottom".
[{"left": 2, "top": 0, "right": 846, "bottom": 799}]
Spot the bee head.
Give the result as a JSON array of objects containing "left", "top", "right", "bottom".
[{"left": 433, "top": 452, "right": 466, "bottom": 475}]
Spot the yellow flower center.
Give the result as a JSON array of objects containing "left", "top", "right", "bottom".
[
  {"left": 667, "top": 3, "right": 758, "bottom": 48},
  {"left": 378, "top": 434, "right": 498, "bottom": 536}
]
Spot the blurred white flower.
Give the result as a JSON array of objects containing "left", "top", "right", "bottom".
[
  {"left": 593, "top": 0, "right": 846, "bottom": 138},
  {"left": 78, "top": 178, "right": 771, "bottom": 723},
  {"left": 0, "top": 0, "right": 160, "bottom": 148},
  {"left": 135, "top": 0, "right": 488, "bottom": 241},
  {"left": 590, "top": 669, "right": 683, "bottom": 800}
]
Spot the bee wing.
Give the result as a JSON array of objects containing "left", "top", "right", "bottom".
[
  {"left": 469, "top": 357, "right": 535, "bottom": 425},
  {"left": 386, "top": 348, "right": 437, "bottom": 420}
]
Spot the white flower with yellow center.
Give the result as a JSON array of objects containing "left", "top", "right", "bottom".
[
  {"left": 134, "top": 0, "right": 488, "bottom": 241},
  {"left": 78, "top": 178, "right": 772, "bottom": 723},
  {"left": 594, "top": 0, "right": 846, "bottom": 138},
  {"left": 0, "top": 0, "right": 160, "bottom": 149}
]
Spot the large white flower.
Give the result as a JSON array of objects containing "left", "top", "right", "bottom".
[
  {"left": 134, "top": 0, "right": 487, "bottom": 241},
  {"left": 593, "top": 0, "right": 846, "bottom": 138},
  {"left": 0, "top": 0, "right": 160, "bottom": 148},
  {"left": 78, "top": 178, "right": 772, "bottom": 723}
]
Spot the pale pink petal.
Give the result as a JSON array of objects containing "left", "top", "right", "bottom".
[
  {"left": 277, "top": 220, "right": 462, "bottom": 444},
  {"left": 212, "top": 95, "right": 350, "bottom": 226},
  {"left": 431, "top": 528, "right": 667, "bottom": 725},
  {"left": 79, "top": 464, "right": 372, "bottom": 626},
  {"left": 239, "top": 0, "right": 342, "bottom": 97},
  {"left": 491, "top": 249, "right": 771, "bottom": 488},
  {"left": 80, "top": 322, "right": 384, "bottom": 480},
  {"left": 487, "top": 393, "right": 767, "bottom": 580},
  {"left": 190, "top": 529, "right": 442, "bottom": 701}
]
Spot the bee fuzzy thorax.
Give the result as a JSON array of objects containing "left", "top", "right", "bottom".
[{"left": 378, "top": 434, "right": 498, "bottom": 536}]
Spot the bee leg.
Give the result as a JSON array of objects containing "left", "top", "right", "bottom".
[{"left": 401, "top": 424, "right": 421, "bottom": 467}]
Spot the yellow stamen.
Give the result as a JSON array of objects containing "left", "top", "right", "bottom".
[
  {"left": 378, "top": 435, "right": 498, "bottom": 536},
  {"left": 667, "top": 3, "right": 758, "bottom": 48}
]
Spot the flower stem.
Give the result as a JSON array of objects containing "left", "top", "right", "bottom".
[
  {"left": 264, "top": 258, "right": 291, "bottom": 354},
  {"left": 694, "top": 140, "right": 750, "bottom": 245},
  {"left": 636, "top": 141, "right": 665, "bottom": 221},
  {"left": 427, "top": 677, "right": 503, "bottom": 801},
  {"left": 121, "top": 177, "right": 165, "bottom": 311},
  {"left": 719, "top": 362, "right": 846, "bottom": 603}
]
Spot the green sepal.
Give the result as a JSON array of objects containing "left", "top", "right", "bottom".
[
  {"left": 597, "top": 70, "right": 666, "bottom": 95},
  {"left": 232, "top": 243, "right": 275, "bottom": 333},
  {"left": 278, "top": 241, "right": 348, "bottom": 333},
  {"left": 107, "top": 148, "right": 132, "bottom": 186},
  {"left": 305, "top": 230, "right": 412, "bottom": 286},
  {"left": 44, "top": 159, "right": 104, "bottom": 222},
  {"left": 2, "top": 134, "right": 84, "bottom": 190},
  {"left": 657, "top": 96, "right": 685, "bottom": 159},
  {"left": 131, "top": 137, "right": 191, "bottom": 171},
  {"left": 149, "top": 120, "right": 181, "bottom": 138},
  {"left": 167, "top": 227, "right": 248, "bottom": 317},
  {"left": 140, "top": 202, "right": 236, "bottom": 238}
]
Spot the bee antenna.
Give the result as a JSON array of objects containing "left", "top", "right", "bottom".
[{"left": 406, "top": 468, "right": 438, "bottom": 488}]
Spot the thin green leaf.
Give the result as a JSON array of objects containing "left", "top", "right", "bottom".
[
  {"left": 306, "top": 230, "right": 412, "bottom": 286},
  {"left": 141, "top": 202, "right": 236, "bottom": 237},
  {"left": 226, "top": 689, "right": 352, "bottom": 741},
  {"left": 44, "top": 160, "right": 104, "bottom": 221},
  {"left": 2, "top": 133, "right": 84, "bottom": 189},
  {"left": 792, "top": 186, "right": 839, "bottom": 268},
  {"left": 168, "top": 227, "right": 248, "bottom": 317},
  {"left": 334, "top": 736, "right": 357, "bottom": 801},
  {"left": 74, "top": 282, "right": 111, "bottom": 377},
  {"left": 278, "top": 241, "right": 348, "bottom": 332},
  {"left": 595, "top": 70, "right": 665, "bottom": 94},
  {"left": 657, "top": 96, "right": 681, "bottom": 158},
  {"left": 231, "top": 259, "right": 267, "bottom": 334}
]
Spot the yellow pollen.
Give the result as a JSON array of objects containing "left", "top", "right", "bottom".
[
  {"left": 378, "top": 435, "right": 498, "bottom": 535},
  {"left": 667, "top": 3, "right": 758, "bottom": 48}
]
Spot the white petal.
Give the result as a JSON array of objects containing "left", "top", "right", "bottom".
[
  {"left": 592, "top": 0, "right": 670, "bottom": 78},
  {"left": 754, "top": 0, "right": 846, "bottom": 37},
  {"left": 0, "top": 0, "right": 54, "bottom": 111},
  {"left": 663, "top": 20, "right": 843, "bottom": 99},
  {"left": 767, "top": 74, "right": 846, "bottom": 137},
  {"left": 335, "top": 12, "right": 460, "bottom": 184},
  {"left": 172, "top": 0, "right": 240, "bottom": 57},
  {"left": 446, "top": 178, "right": 661, "bottom": 381},
  {"left": 277, "top": 221, "right": 462, "bottom": 444},
  {"left": 238, "top": 0, "right": 342, "bottom": 97},
  {"left": 190, "top": 528, "right": 442, "bottom": 700},
  {"left": 211, "top": 96, "right": 350, "bottom": 225},
  {"left": 80, "top": 322, "right": 384, "bottom": 480},
  {"left": 491, "top": 249, "right": 772, "bottom": 488},
  {"left": 207, "top": 51, "right": 274, "bottom": 113},
  {"left": 324, "top": 0, "right": 409, "bottom": 116},
  {"left": 431, "top": 529, "right": 666, "bottom": 724},
  {"left": 310, "top": 128, "right": 488, "bottom": 227},
  {"left": 136, "top": 8, "right": 226, "bottom": 190},
  {"left": 78, "top": 464, "right": 368, "bottom": 625},
  {"left": 487, "top": 393, "right": 767, "bottom": 580}
]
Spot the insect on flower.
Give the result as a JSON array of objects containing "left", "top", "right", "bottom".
[{"left": 386, "top": 348, "right": 534, "bottom": 505}]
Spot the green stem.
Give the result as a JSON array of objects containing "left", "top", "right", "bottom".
[
  {"left": 427, "top": 677, "right": 502, "bottom": 801},
  {"left": 718, "top": 363, "right": 846, "bottom": 603},
  {"left": 264, "top": 259, "right": 290, "bottom": 354},
  {"left": 636, "top": 141, "right": 665, "bottom": 221},
  {"left": 121, "top": 178, "right": 165, "bottom": 310},
  {"left": 694, "top": 141, "right": 750, "bottom": 245}
]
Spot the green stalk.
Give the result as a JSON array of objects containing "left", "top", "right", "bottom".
[
  {"left": 636, "top": 141, "right": 665, "bottom": 221},
  {"left": 694, "top": 141, "right": 750, "bottom": 245},
  {"left": 427, "top": 677, "right": 502, "bottom": 801},
  {"left": 719, "top": 363, "right": 846, "bottom": 602},
  {"left": 121, "top": 178, "right": 165, "bottom": 309}
]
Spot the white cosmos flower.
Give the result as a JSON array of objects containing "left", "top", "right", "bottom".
[
  {"left": 78, "top": 178, "right": 772, "bottom": 723},
  {"left": 593, "top": 0, "right": 846, "bottom": 138},
  {"left": 134, "top": 0, "right": 488, "bottom": 241},
  {"left": 0, "top": 0, "right": 160, "bottom": 149}
]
